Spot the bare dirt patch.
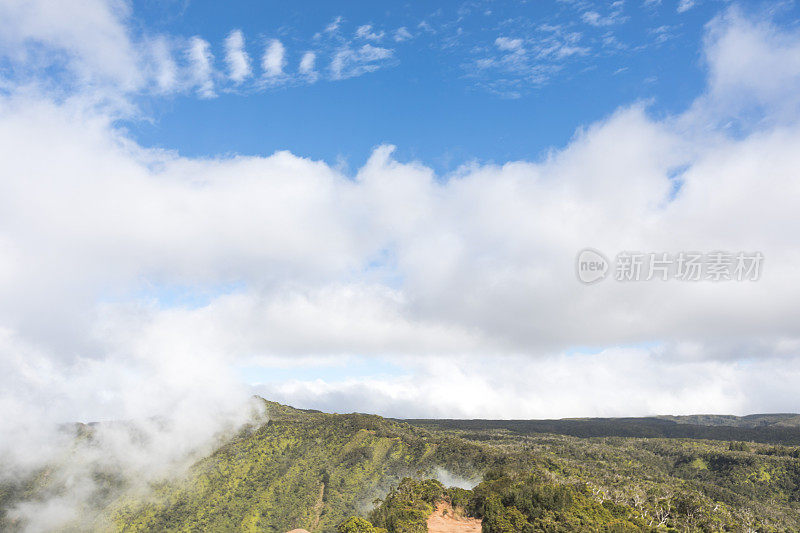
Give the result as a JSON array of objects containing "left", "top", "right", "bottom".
[
  {"left": 426, "top": 501, "right": 482, "bottom": 533},
  {"left": 310, "top": 482, "right": 325, "bottom": 531}
]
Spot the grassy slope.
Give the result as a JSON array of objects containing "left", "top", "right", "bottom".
[{"left": 107, "top": 401, "right": 485, "bottom": 533}]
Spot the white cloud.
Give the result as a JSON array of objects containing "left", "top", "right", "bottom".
[
  {"left": 582, "top": 11, "right": 604, "bottom": 26},
  {"left": 299, "top": 51, "right": 318, "bottom": 82},
  {"left": 650, "top": 25, "right": 677, "bottom": 45},
  {"left": 0, "top": 7, "right": 798, "bottom": 422},
  {"left": 355, "top": 24, "right": 385, "bottom": 41},
  {"left": 325, "top": 15, "right": 344, "bottom": 34},
  {"left": 359, "top": 44, "right": 394, "bottom": 62},
  {"left": 262, "top": 38, "right": 286, "bottom": 77},
  {"left": 678, "top": 0, "right": 696, "bottom": 14},
  {"left": 147, "top": 35, "right": 179, "bottom": 92},
  {"left": 224, "top": 29, "right": 252, "bottom": 83},
  {"left": 472, "top": 27, "right": 589, "bottom": 94},
  {"left": 0, "top": 322, "right": 266, "bottom": 529},
  {"left": 495, "top": 36, "right": 524, "bottom": 52},
  {"left": 695, "top": 7, "right": 800, "bottom": 123},
  {"left": 257, "top": 348, "right": 800, "bottom": 419},
  {"left": 331, "top": 44, "right": 393, "bottom": 80},
  {"left": 0, "top": 0, "right": 142, "bottom": 91},
  {"left": 394, "top": 27, "right": 413, "bottom": 42},
  {"left": 187, "top": 36, "right": 215, "bottom": 98},
  {"left": 3, "top": 36, "right": 800, "bottom": 396},
  {"left": 299, "top": 51, "right": 316, "bottom": 73},
  {"left": 581, "top": 1, "right": 628, "bottom": 27}
]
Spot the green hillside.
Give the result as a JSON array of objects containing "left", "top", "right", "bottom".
[
  {"left": 404, "top": 415, "right": 800, "bottom": 444},
  {"left": 3, "top": 399, "right": 800, "bottom": 532},
  {"left": 106, "top": 401, "right": 487, "bottom": 532},
  {"left": 657, "top": 414, "right": 800, "bottom": 429}
]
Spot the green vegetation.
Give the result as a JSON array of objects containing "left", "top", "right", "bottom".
[
  {"left": 368, "top": 478, "right": 445, "bottom": 533},
  {"left": 105, "top": 402, "right": 471, "bottom": 532},
  {"left": 3, "top": 399, "right": 800, "bottom": 532},
  {"left": 399, "top": 423, "right": 800, "bottom": 531},
  {"left": 469, "top": 471, "right": 645, "bottom": 532},
  {"left": 405, "top": 415, "right": 800, "bottom": 445},
  {"left": 337, "top": 516, "right": 386, "bottom": 533}
]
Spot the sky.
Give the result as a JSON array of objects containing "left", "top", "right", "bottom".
[
  {"left": 106, "top": 0, "right": 742, "bottom": 172},
  {"left": 3, "top": 2, "right": 800, "bottom": 507},
  {"left": 121, "top": 0, "right": 718, "bottom": 171}
]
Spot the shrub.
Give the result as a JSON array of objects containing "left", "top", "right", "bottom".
[{"left": 338, "top": 516, "right": 379, "bottom": 533}]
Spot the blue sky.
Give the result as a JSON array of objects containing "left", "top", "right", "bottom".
[{"left": 120, "top": 0, "right": 761, "bottom": 173}]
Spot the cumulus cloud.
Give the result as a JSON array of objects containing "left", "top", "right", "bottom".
[
  {"left": 299, "top": 51, "right": 318, "bottom": 81},
  {"left": 4, "top": 15, "right": 800, "bottom": 418},
  {"left": 695, "top": 7, "right": 800, "bottom": 123},
  {"left": 1, "top": 6, "right": 800, "bottom": 415},
  {"left": 262, "top": 38, "right": 286, "bottom": 77},
  {"left": 224, "top": 29, "right": 252, "bottom": 83},
  {"left": 147, "top": 35, "right": 179, "bottom": 92},
  {"left": 256, "top": 349, "right": 800, "bottom": 419},
  {"left": 187, "top": 36, "right": 215, "bottom": 98},
  {"left": 0, "top": 0, "right": 141, "bottom": 91}
]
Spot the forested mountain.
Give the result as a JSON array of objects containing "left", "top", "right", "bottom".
[
  {"left": 2, "top": 399, "right": 800, "bottom": 532},
  {"left": 657, "top": 414, "right": 800, "bottom": 429},
  {"left": 404, "top": 414, "right": 800, "bottom": 445}
]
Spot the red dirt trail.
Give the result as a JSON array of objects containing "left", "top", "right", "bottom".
[{"left": 426, "top": 501, "right": 482, "bottom": 533}]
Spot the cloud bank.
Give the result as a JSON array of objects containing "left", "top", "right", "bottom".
[{"left": 0, "top": 4, "right": 798, "bottom": 413}]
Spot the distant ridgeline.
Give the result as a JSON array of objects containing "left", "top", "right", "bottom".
[
  {"left": 1, "top": 400, "right": 800, "bottom": 532},
  {"left": 402, "top": 413, "right": 800, "bottom": 445}
]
